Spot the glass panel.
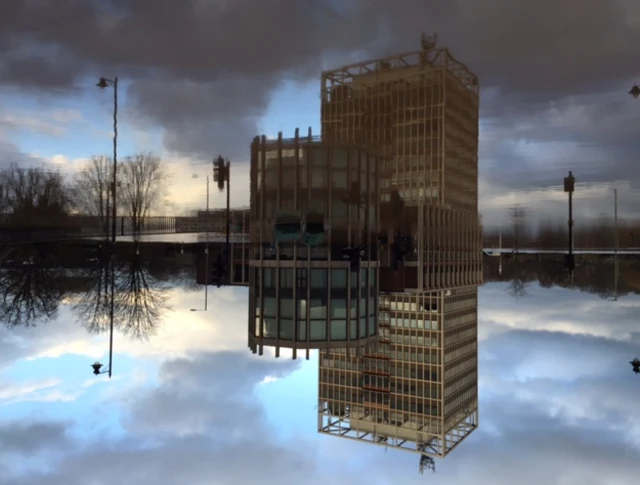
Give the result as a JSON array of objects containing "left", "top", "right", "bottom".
[
  {"left": 333, "top": 148, "right": 348, "bottom": 168},
  {"left": 310, "top": 320, "right": 327, "bottom": 341},
  {"left": 369, "top": 316, "right": 376, "bottom": 336},
  {"left": 279, "top": 268, "right": 293, "bottom": 288},
  {"left": 297, "top": 299, "right": 307, "bottom": 319},
  {"left": 309, "top": 299, "right": 327, "bottom": 318},
  {"left": 311, "top": 167, "right": 326, "bottom": 188},
  {"left": 310, "top": 269, "right": 327, "bottom": 288},
  {"left": 331, "top": 269, "right": 347, "bottom": 288},
  {"left": 263, "top": 318, "right": 276, "bottom": 338},
  {"left": 298, "top": 165, "right": 308, "bottom": 189},
  {"left": 330, "top": 319, "right": 347, "bottom": 340},
  {"left": 331, "top": 198, "right": 348, "bottom": 221},
  {"left": 332, "top": 169, "right": 348, "bottom": 189},
  {"left": 349, "top": 298, "right": 357, "bottom": 318},
  {"left": 359, "top": 317, "right": 366, "bottom": 336},
  {"left": 263, "top": 268, "right": 275, "bottom": 288},
  {"left": 279, "top": 319, "right": 294, "bottom": 339},
  {"left": 369, "top": 297, "right": 376, "bottom": 316},
  {"left": 360, "top": 268, "right": 367, "bottom": 287},
  {"left": 350, "top": 319, "right": 358, "bottom": 339},
  {"left": 280, "top": 298, "right": 293, "bottom": 318},
  {"left": 263, "top": 297, "right": 276, "bottom": 317},
  {"left": 331, "top": 298, "right": 347, "bottom": 318},
  {"left": 298, "top": 320, "right": 306, "bottom": 341}
]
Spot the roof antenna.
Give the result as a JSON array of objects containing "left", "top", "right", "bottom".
[{"left": 421, "top": 33, "right": 437, "bottom": 50}]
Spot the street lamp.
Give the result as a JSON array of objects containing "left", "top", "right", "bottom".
[
  {"left": 91, "top": 255, "right": 115, "bottom": 379},
  {"left": 96, "top": 76, "right": 118, "bottom": 251},
  {"left": 630, "top": 84, "right": 640, "bottom": 99},
  {"left": 563, "top": 171, "right": 575, "bottom": 271},
  {"left": 213, "top": 156, "right": 231, "bottom": 283}
]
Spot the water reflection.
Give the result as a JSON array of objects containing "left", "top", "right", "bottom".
[
  {"left": 0, "top": 241, "right": 200, "bottom": 336},
  {"left": 1, "top": 239, "right": 639, "bottom": 482},
  {"left": 0, "top": 243, "right": 64, "bottom": 327},
  {"left": 484, "top": 252, "right": 640, "bottom": 300}
]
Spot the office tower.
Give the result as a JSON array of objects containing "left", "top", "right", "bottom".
[
  {"left": 318, "top": 35, "right": 482, "bottom": 466},
  {"left": 248, "top": 129, "right": 382, "bottom": 360}
]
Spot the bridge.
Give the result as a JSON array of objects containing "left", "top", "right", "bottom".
[{"left": 0, "top": 213, "right": 251, "bottom": 245}]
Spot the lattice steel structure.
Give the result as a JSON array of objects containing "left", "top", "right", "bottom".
[
  {"left": 321, "top": 33, "right": 479, "bottom": 213},
  {"left": 318, "top": 35, "right": 481, "bottom": 460},
  {"left": 248, "top": 129, "right": 382, "bottom": 359}
]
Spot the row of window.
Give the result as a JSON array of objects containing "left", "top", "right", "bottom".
[
  {"left": 444, "top": 351, "right": 476, "bottom": 380},
  {"left": 444, "top": 325, "right": 476, "bottom": 346},
  {"left": 444, "top": 387, "right": 477, "bottom": 418},
  {"left": 444, "top": 371, "right": 477, "bottom": 398},
  {"left": 389, "top": 334, "right": 440, "bottom": 348},
  {"left": 261, "top": 147, "right": 378, "bottom": 169},
  {"left": 385, "top": 315, "right": 440, "bottom": 331},
  {"left": 443, "top": 341, "right": 477, "bottom": 364},
  {"left": 257, "top": 297, "right": 377, "bottom": 320},
  {"left": 260, "top": 268, "right": 376, "bottom": 289},
  {"left": 255, "top": 316, "right": 377, "bottom": 341}
]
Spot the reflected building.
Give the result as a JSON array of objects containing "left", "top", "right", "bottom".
[
  {"left": 317, "top": 35, "right": 482, "bottom": 465},
  {"left": 248, "top": 129, "right": 382, "bottom": 359}
]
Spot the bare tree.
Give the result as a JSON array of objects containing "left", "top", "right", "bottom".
[
  {"left": 119, "top": 153, "right": 169, "bottom": 233},
  {"left": 509, "top": 205, "right": 528, "bottom": 253},
  {"left": 0, "top": 165, "right": 71, "bottom": 228},
  {"left": 72, "top": 255, "right": 170, "bottom": 340},
  {"left": 0, "top": 244, "right": 64, "bottom": 327},
  {"left": 71, "top": 155, "right": 113, "bottom": 236}
]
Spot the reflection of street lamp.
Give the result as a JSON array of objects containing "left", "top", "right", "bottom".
[
  {"left": 563, "top": 171, "right": 575, "bottom": 271},
  {"left": 96, "top": 76, "right": 118, "bottom": 250},
  {"left": 91, "top": 257, "right": 115, "bottom": 379},
  {"left": 91, "top": 361, "right": 110, "bottom": 377}
]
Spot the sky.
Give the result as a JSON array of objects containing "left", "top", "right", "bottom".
[
  {"left": 1, "top": 269, "right": 639, "bottom": 484},
  {"left": 1, "top": 0, "right": 640, "bottom": 228}
]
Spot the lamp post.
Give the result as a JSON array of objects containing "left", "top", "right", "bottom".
[
  {"left": 563, "top": 171, "right": 575, "bottom": 271},
  {"left": 97, "top": 76, "right": 118, "bottom": 251},
  {"left": 213, "top": 156, "right": 230, "bottom": 284},
  {"left": 91, "top": 257, "right": 115, "bottom": 379},
  {"left": 191, "top": 175, "right": 210, "bottom": 311}
]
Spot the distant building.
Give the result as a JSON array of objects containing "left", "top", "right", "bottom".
[
  {"left": 248, "top": 129, "right": 382, "bottom": 360},
  {"left": 317, "top": 35, "right": 482, "bottom": 462}
]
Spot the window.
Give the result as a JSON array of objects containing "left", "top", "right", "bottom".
[
  {"left": 331, "top": 298, "right": 347, "bottom": 318},
  {"left": 311, "top": 167, "right": 327, "bottom": 188},
  {"left": 331, "top": 269, "right": 347, "bottom": 288},
  {"left": 280, "top": 298, "right": 293, "bottom": 318},
  {"left": 279, "top": 269, "right": 293, "bottom": 288},
  {"left": 310, "top": 320, "right": 327, "bottom": 341},
  {"left": 297, "top": 268, "right": 307, "bottom": 289},
  {"left": 263, "top": 268, "right": 275, "bottom": 288},
  {"left": 310, "top": 269, "right": 327, "bottom": 288},
  {"left": 331, "top": 320, "right": 347, "bottom": 340}
]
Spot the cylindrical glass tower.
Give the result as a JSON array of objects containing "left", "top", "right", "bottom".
[{"left": 248, "top": 128, "right": 381, "bottom": 359}]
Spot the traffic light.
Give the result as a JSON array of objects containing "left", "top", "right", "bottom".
[
  {"left": 213, "top": 156, "right": 228, "bottom": 192},
  {"left": 211, "top": 254, "right": 227, "bottom": 288}
]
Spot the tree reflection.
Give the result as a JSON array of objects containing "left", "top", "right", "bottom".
[
  {"left": 114, "top": 254, "right": 170, "bottom": 339},
  {"left": 506, "top": 255, "right": 529, "bottom": 300},
  {"left": 72, "top": 253, "right": 170, "bottom": 339},
  {"left": 0, "top": 244, "right": 63, "bottom": 327}
]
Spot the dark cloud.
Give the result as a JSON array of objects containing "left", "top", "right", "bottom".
[
  {"left": 124, "top": 351, "right": 301, "bottom": 437},
  {"left": 2, "top": 0, "right": 640, "bottom": 228},
  {"left": 0, "top": 421, "right": 70, "bottom": 454}
]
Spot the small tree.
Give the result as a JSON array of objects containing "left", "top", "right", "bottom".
[
  {"left": 119, "top": 153, "right": 169, "bottom": 233},
  {"left": 0, "top": 165, "right": 71, "bottom": 229},
  {"left": 71, "top": 155, "right": 113, "bottom": 236}
]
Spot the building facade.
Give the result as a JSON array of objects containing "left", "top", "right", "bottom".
[
  {"left": 317, "top": 35, "right": 482, "bottom": 463},
  {"left": 248, "top": 129, "right": 382, "bottom": 359}
]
